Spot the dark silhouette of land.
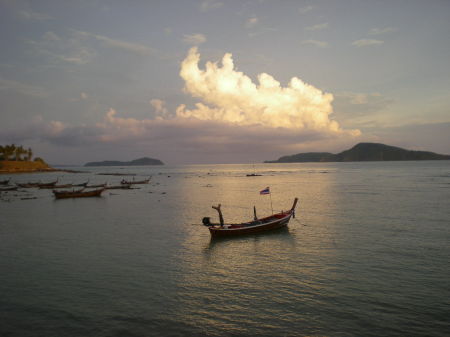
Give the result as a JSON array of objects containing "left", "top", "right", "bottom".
[
  {"left": 265, "top": 143, "right": 450, "bottom": 163},
  {"left": 85, "top": 157, "right": 164, "bottom": 167}
]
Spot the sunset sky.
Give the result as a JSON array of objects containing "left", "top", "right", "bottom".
[{"left": 1, "top": 0, "right": 449, "bottom": 164}]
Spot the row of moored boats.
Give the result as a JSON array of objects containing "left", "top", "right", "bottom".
[{"left": 0, "top": 177, "right": 151, "bottom": 198}]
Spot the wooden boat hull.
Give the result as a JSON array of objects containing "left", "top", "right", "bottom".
[
  {"left": 121, "top": 177, "right": 151, "bottom": 185},
  {"left": 208, "top": 212, "right": 293, "bottom": 238},
  {"left": 40, "top": 184, "right": 73, "bottom": 189},
  {"left": 37, "top": 180, "right": 58, "bottom": 188},
  {"left": 0, "top": 179, "right": 10, "bottom": 185},
  {"left": 105, "top": 185, "right": 132, "bottom": 189},
  {"left": 0, "top": 186, "right": 18, "bottom": 192},
  {"left": 17, "top": 182, "right": 40, "bottom": 188},
  {"left": 53, "top": 188, "right": 105, "bottom": 199}
]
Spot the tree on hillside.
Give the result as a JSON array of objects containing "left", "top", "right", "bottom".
[
  {"left": 0, "top": 144, "right": 34, "bottom": 161},
  {"left": 4, "top": 144, "right": 16, "bottom": 160},
  {"left": 26, "top": 147, "right": 33, "bottom": 161},
  {"left": 15, "top": 145, "right": 25, "bottom": 161}
]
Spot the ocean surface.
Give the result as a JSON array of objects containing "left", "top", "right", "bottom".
[{"left": 1, "top": 161, "right": 449, "bottom": 336}]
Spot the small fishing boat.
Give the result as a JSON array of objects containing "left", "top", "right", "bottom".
[
  {"left": 105, "top": 184, "right": 132, "bottom": 190},
  {"left": 39, "top": 184, "right": 73, "bottom": 189},
  {"left": 16, "top": 182, "right": 40, "bottom": 188},
  {"left": 0, "top": 178, "right": 10, "bottom": 185},
  {"left": 53, "top": 187, "right": 105, "bottom": 199},
  {"left": 246, "top": 165, "right": 262, "bottom": 177},
  {"left": 73, "top": 180, "right": 89, "bottom": 187},
  {"left": 203, "top": 198, "right": 298, "bottom": 238},
  {"left": 86, "top": 183, "right": 106, "bottom": 188},
  {"left": 37, "top": 179, "right": 58, "bottom": 188},
  {"left": 121, "top": 177, "right": 151, "bottom": 185},
  {"left": 0, "top": 186, "right": 18, "bottom": 192}
]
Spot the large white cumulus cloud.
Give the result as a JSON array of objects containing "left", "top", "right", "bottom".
[
  {"left": 178, "top": 47, "right": 359, "bottom": 136},
  {"left": 0, "top": 48, "right": 362, "bottom": 164}
]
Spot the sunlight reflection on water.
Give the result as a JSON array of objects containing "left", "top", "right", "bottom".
[{"left": 1, "top": 161, "right": 449, "bottom": 336}]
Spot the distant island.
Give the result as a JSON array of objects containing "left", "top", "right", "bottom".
[
  {"left": 265, "top": 143, "right": 450, "bottom": 163},
  {"left": 84, "top": 157, "right": 164, "bottom": 167}
]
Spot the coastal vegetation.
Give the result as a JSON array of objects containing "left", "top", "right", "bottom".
[
  {"left": 0, "top": 144, "right": 52, "bottom": 173},
  {"left": 265, "top": 143, "right": 450, "bottom": 163},
  {"left": 0, "top": 144, "right": 33, "bottom": 161}
]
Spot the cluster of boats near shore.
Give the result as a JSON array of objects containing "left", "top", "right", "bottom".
[
  {"left": 0, "top": 176, "right": 151, "bottom": 199},
  {"left": 2, "top": 174, "right": 299, "bottom": 238}
]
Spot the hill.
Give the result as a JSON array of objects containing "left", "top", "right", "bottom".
[
  {"left": 0, "top": 159, "right": 54, "bottom": 173},
  {"left": 84, "top": 157, "right": 164, "bottom": 167},
  {"left": 265, "top": 143, "right": 450, "bottom": 163}
]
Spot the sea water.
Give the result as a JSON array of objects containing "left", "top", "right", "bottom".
[{"left": 1, "top": 161, "right": 449, "bottom": 336}]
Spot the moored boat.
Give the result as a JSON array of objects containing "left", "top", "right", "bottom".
[
  {"left": 105, "top": 184, "right": 132, "bottom": 190},
  {"left": 39, "top": 184, "right": 73, "bottom": 189},
  {"left": 16, "top": 182, "right": 40, "bottom": 188},
  {"left": 121, "top": 176, "right": 151, "bottom": 185},
  {"left": 37, "top": 179, "right": 58, "bottom": 188},
  {"left": 0, "top": 186, "right": 18, "bottom": 192},
  {"left": 203, "top": 198, "right": 298, "bottom": 238},
  {"left": 73, "top": 180, "right": 89, "bottom": 187},
  {"left": 53, "top": 187, "right": 105, "bottom": 199},
  {"left": 0, "top": 178, "right": 11, "bottom": 185},
  {"left": 86, "top": 183, "right": 106, "bottom": 188}
]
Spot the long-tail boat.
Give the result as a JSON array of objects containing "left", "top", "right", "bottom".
[
  {"left": 16, "top": 182, "right": 40, "bottom": 188},
  {"left": 86, "top": 183, "right": 106, "bottom": 188},
  {"left": 36, "top": 179, "right": 58, "bottom": 188},
  {"left": 53, "top": 187, "right": 105, "bottom": 199},
  {"left": 0, "top": 186, "right": 18, "bottom": 192},
  {"left": 17, "top": 182, "right": 38, "bottom": 188},
  {"left": 39, "top": 184, "right": 73, "bottom": 189},
  {"left": 120, "top": 176, "right": 151, "bottom": 185},
  {"left": 105, "top": 184, "right": 132, "bottom": 190},
  {"left": 203, "top": 198, "right": 298, "bottom": 238},
  {"left": 73, "top": 180, "right": 89, "bottom": 187},
  {"left": 0, "top": 178, "right": 10, "bottom": 185}
]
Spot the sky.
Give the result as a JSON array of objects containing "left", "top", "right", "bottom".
[{"left": 0, "top": 0, "right": 449, "bottom": 165}]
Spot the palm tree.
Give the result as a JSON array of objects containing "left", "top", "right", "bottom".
[
  {"left": 4, "top": 144, "right": 15, "bottom": 161},
  {"left": 27, "top": 147, "right": 33, "bottom": 161},
  {"left": 15, "top": 145, "right": 25, "bottom": 161}
]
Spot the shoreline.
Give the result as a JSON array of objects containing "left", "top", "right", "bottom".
[
  {"left": 0, "top": 160, "right": 88, "bottom": 174},
  {"left": 0, "top": 168, "right": 87, "bottom": 174}
]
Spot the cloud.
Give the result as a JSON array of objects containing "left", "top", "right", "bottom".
[
  {"left": 0, "top": 109, "right": 360, "bottom": 164},
  {"left": 352, "top": 39, "right": 384, "bottom": 47},
  {"left": 299, "top": 6, "right": 313, "bottom": 14},
  {"left": 200, "top": 0, "right": 223, "bottom": 12},
  {"left": 27, "top": 30, "right": 164, "bottom": 67},
  {"left": 306, "top": 23, "right": 328, "bottom": 31},
  {"left": 1, "top": 48, "right": 362, "bottom": 164},
  {"left": 246, "top": 17, "right": 259, "bottom": 29},
  {"left": 0, "top": 77, "right": 48, "bottom": 98},
  {"left": 150, "top": 99, "right": 169, "bottom": 117},
  {"left": 18, "top": 9, "right": 52, "bottom": 21},
  {"left": 333, "top": 92, "right": 394, "bottom": 128},
  {"left": 182, "top": 33, "right": 207, "bottom": 46},
  {"left": 369, "top": 27, "right": 397, "bottom": 35},
  {"left": 27, "top": 31, "right": 96, "bottom": 65},
  {"left": 178, "top": 47, "right": 359, "bottom": 136},
  {"left": 302, "top": 39, "right": 329, "bottom": 48},
  {"left": 76, "top": 31, "right": 157, "bottom": 56}
]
